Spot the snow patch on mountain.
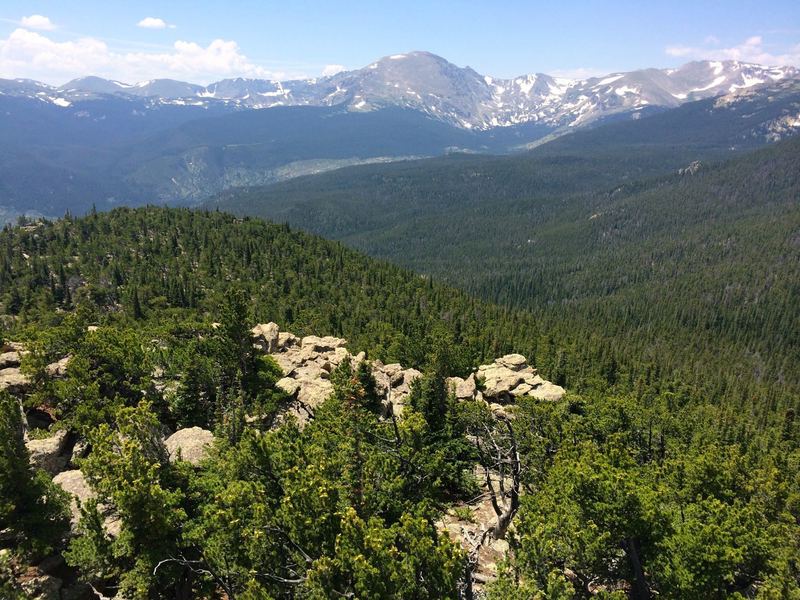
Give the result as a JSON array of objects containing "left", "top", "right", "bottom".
[{"left": 1, "top": 53, "right": 797, "bottom": 129}]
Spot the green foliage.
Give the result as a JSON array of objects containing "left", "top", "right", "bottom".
[
  {"left": 0, "top": 551, "right": 25, "bottom": 599},
  {"left": 2, "top": 190, "right": 800, "bottom": 597},
  {"left": 1, "top": 206, "right": 538, "bottom": 374},
  {"left": 303, "top": 508, "right": 463, "bottom": 599},
  {"left": 487, "top": 566, "right": 575, "bottom": 600},
  {"left": 177, "top": 360, "right": 470, "bottom": 598},
  {"left": 66, "top": 401, "right": 186, "bottom": 598},
  {"left": 53, "top": 326, "right": 155, "bottom": 432},
  {"left": 0, "top": 391, "right": 68, "bottom": 559},
  {"left": 503, "top": 391, "right": 800, "bottom": 597}
]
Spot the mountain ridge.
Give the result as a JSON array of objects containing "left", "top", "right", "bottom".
[{"left": 2, "top": 51, "right": 797, "bottom": 130}]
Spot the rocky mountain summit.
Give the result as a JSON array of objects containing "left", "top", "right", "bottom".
[
  {"left": 11, "top": 322, "right": 563, "bottom": 524},
  {"left": 4, "top": 324, "right": 564, "bottom": 597}
]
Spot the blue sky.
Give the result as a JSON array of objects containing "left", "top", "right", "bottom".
[{"left": 1, "top": 0, "right": 798, "bottom": 84}]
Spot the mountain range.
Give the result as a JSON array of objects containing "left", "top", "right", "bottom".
[
  {"left": 1, "top": 51, "right": 799, "bottom": 218},
  {"left": 3, "top": 51, "right": 797, "bottom": 130}
]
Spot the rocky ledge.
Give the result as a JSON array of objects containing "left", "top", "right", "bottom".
[{"left": 252, "top": 323, "right": 565, "bottom": 424}]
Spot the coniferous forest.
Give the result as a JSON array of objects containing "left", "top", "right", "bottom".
[{"left": 1, "top": 203, "right": 799, "bottom": 598}]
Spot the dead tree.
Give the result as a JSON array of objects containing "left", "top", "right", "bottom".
[{"left": 475, "top": 415, "right": 522, "bottom": 543}]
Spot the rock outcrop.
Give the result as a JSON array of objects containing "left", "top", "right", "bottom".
[
  {"left": 52, "top": 469, "right": 122, "bottom": 539},
  {"left": 52, "top": 470, "right": 95, "bottom": 527},
  {"left": 0, "top": 350, "right": 22, "bottom": 369},
  {"left": 251, "top": 322, "right": 280, "bottom": 353},
  {"left": 164, "top": 427, "right": 215, "bottom": 465},
  {"left": 265, "top": 328, "right": 354, "bottom": 423},
  {"left": 251, "top": 323, "right": 566, "bottom": 425},
  {"left": 26, "top": 430, "right": 71, "bottom": 475},
  {"left": 477, "top": 354, "right": 565, "bottom": 403},
  {"left": 45, "top": 355, "right": 71, "bottom": 378},
  {"left": 0, "top": 366, "right": 30, "bottom": 394},
  {"left": 373, "top": 362, "right": 422, "bottom": 416}
]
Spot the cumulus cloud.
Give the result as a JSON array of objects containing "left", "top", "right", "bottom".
[
  {"left": 20, "top": 15, "right": 56, "bottom": 31},
  {"left": 666, "top": 35, "right": 800, "bottom": 67},
  {"left": 0, "top": 28, "right": 295, "bottom": 84},
  {"left": 321, "top": 64, "right": 346, "bottom": 77},
  {"left": 137, "top": 17, "right": 175, "bottom": 30}
]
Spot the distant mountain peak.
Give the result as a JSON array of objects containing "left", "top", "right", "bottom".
[{"left": 3, "top": 53, "right": 798, "bottom": 130}]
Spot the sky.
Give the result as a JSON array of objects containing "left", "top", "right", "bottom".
[{"left": 0, "top": 0, "right": 798, "bottom": 85}]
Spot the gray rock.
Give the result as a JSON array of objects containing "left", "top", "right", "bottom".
[
  {"left": 45, "top": 355, "right": 71, "bottom": 378},
  {"left": 0, "top": 367, "right": 30, "bottom": 393},
  {"left": 252, "top": 322, "right": 280, "bottom": 353},
  {"left": 402, "top": 368, "right": 422, "bottom": 386},
  {"left": 276, "top": 377, "right": 301, "bottom": 397},
  {"left": 71, "top": 439, "right": 90, "bottom": 462},
  {"left": 21, "top": 574, "right": 62, "bottom": 600},
  {"left": 52, "top": 469, "right": 95, "bottom": 526},
  {"left": 277, "top": 331, "right": 299, "bottom": 349},
  {"left": 448, "top": 374, "right": 477, "bottom": 400},
  {"left": 26, "top": 429, "right": 70, "bottom": 474},
  {"left": 330, "top": 347, "right": 350, "bottom": 365},
  {"left": 513, "top": 383, "right": 533, "bottom": 397},
  {"left": 297, "top": 344, "right": 320, "bottom": 363},
  {"left": 279, "top": 399, "right": 315, "bottom": 427},
  {"left": 52, "top": 469, "right": 124, "bottom": 540},
  {"left": 103, "top": 514, "right": 123, "bottom": 538},
  {"left": 164, "top": 427, "right": 214, "bottom": 466},
  {"left": 382, "top": 363, "right": 405, "bottom": 386},
  {"left": 0, "top": 351, "right": 21, "bottom": 369},
  {"left": 478, "top": 365, "right": 525, "bottom": 402},
  {"left": 296, "top": 378, "right": 333, "bottom": 407},
  {"left": 301, "top": 335, "right": 347, "bottom": 352},
  {"left": 295, "top": 363, "right": 327, "bottom": 381},
  {"left": 496, "top": 354, "right": 529, "bottom": 372},
  {"left": 478, "top": 354, "right": 564, "bottom": 403},
  {"left": 529, "top": 381, "right": 566, "bottom": 401},
  {"left": 273, "top": 353, "right": 299, "bottom": 376}
]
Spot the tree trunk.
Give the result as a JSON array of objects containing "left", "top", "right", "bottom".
[{"left": 622, "top": 537, "right": 650, "bottom": 600}]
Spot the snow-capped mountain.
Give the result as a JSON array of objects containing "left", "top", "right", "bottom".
[
  {"left": 1, "top": 51, "right": 797, "bottom": 130},
  {"left": 60, "top": 76, "right": 205, "bottom": 99}
]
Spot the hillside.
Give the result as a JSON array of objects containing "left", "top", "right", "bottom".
[
  {"left": 210, "top": 124, "right": 800, "bottom": 417},
  {"left": 212, "top": 78, "right": 800, "bottom": 235},
  {"left": 2, "top": 207, "right": 799, "bottom": 599},
  {"left": 0, "top": 207, "right": 546, "bottom": 368}
]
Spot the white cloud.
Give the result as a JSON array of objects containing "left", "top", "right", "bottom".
[
  {"left": 20, "top": 15, "right": 56, "bottom": 31},
  {"left": 0, "top": 28, "right": 296, "bottom": 84},
  {"left": 321, "top": 64, "right": 345, "bottom": 77},
  {"left": 137, "top": 17, "right": 175, "bottom": 30},
  {"left": 666, "top": 35, "right": 800, "bottom": 67}
]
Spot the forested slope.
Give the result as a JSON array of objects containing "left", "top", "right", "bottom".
[
  {"left": 1, "top": 207, "right": 800, "bottom": 598},
  {"left": 211, "top": 125, "right": 800, "bottom": 426}
]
